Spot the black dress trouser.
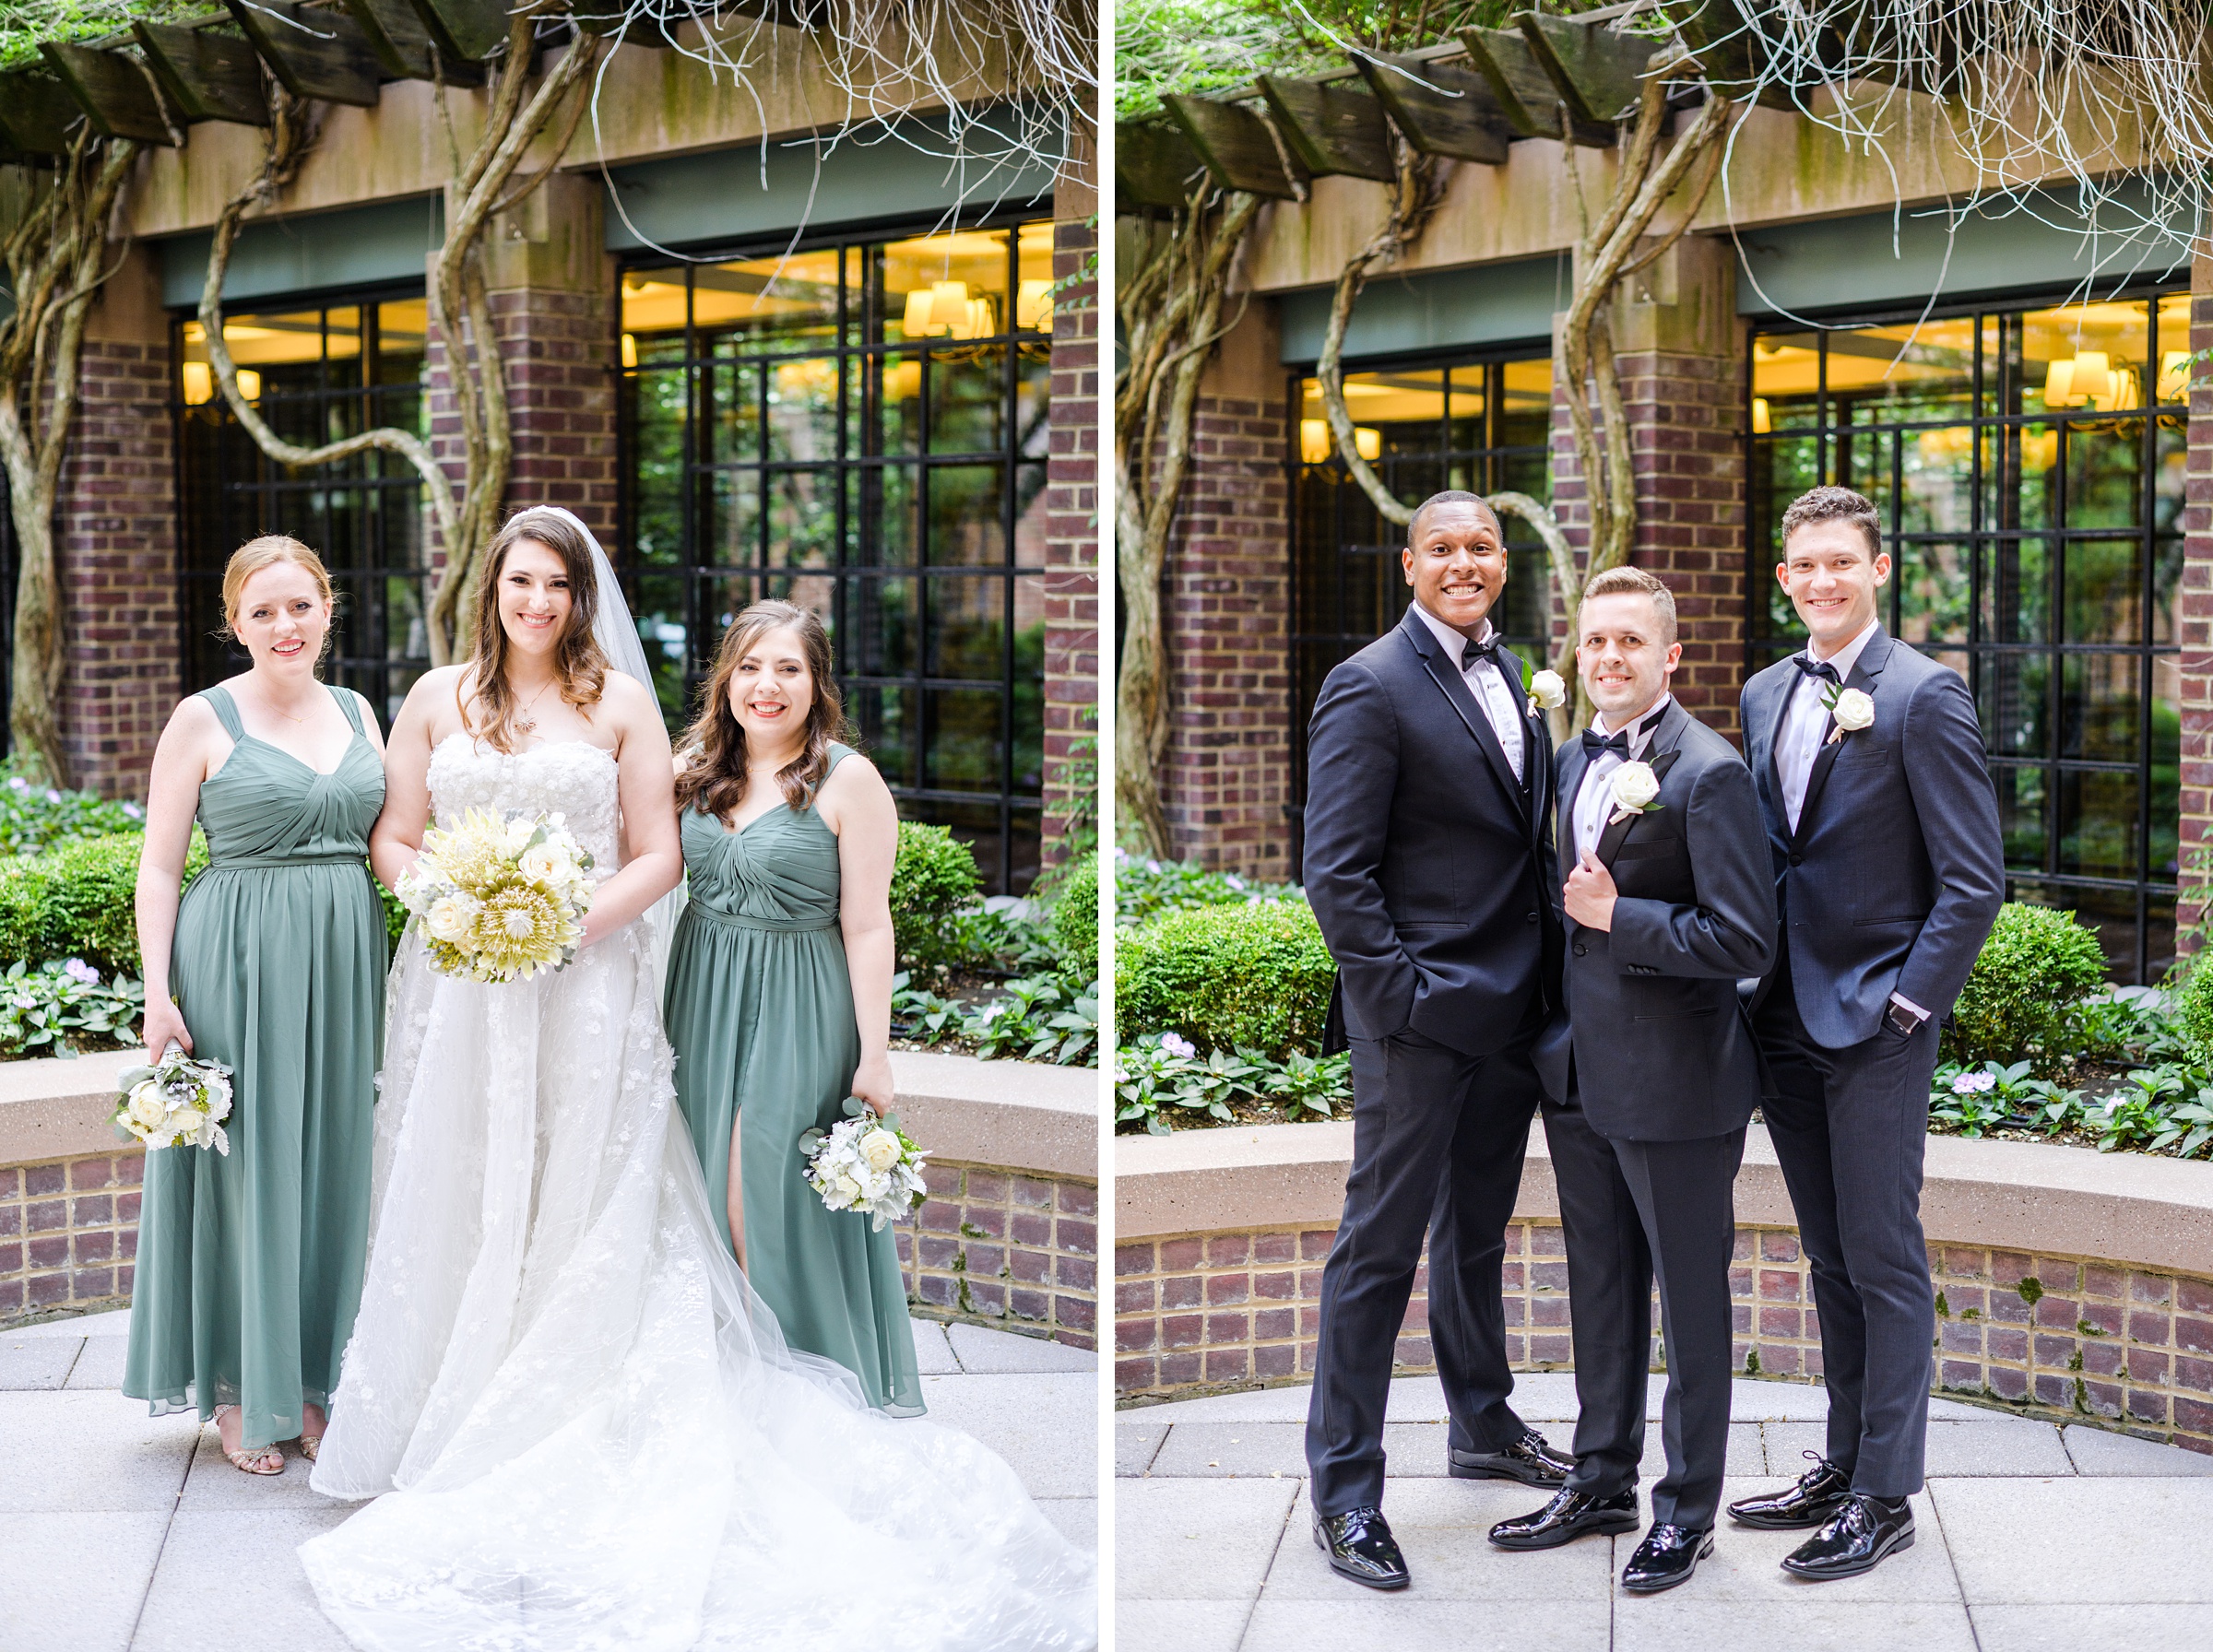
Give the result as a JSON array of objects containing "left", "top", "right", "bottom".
[
  {"left": 1754, "top": 952, "right": 1944, "bottom": 1498},
  {"left": 1304, "top": 1021, "right": 1544, "bottom": 1516},
  {"left": 1544, "top": 1103, "right": 1746, "bottom": 1531}
]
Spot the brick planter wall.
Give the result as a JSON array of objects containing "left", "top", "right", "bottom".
[
  {"left": 1114, "top": 1220, "right": 2213, "bottom": 1455},
  {"left": 896, "top": 1161, "right": 1098, "bottom": 1351},
  {"left": 0, "top": 1151, "right": 141, "bottom": 1320}
]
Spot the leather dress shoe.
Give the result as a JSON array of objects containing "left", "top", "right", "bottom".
[
  {"left": 1448, "top": 1429, "right": 1574, "bottom": 1486},
  {"left": 1619, "top": 1523, "right": 1715, "bottom": 1593},
  {"left": 1780, "top": 1493, "right": 1914, "bottom": 1580},
  {"left": 1727, "top": 1453, "right": 1852, "bottom": 1529},
  {"left": 1313, "top": 1505, "right": 1410, "bottom": 1590},
  {"left": 1488, "top": 1486, "right": 1640, "bottom": 1551}
]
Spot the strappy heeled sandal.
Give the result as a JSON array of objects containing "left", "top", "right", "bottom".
[
  {"left": 214, "top": 1406, "right": 285, "bottom": 1476},
  {"left": 298, "top": 1433, "right": 322, "bottom": 1462}
]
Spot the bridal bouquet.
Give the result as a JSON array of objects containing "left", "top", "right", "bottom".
[
  {"left": 799, "top": 1098, "right": 929, "bottom": 1231},
  {"left": 396, "top": 808, "right": 595, "bottom": 983},
  {"left": 113, "top": 1044, "right": 234, "bottom": 1155}
]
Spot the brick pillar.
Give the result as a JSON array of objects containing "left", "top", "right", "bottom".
[
  {"left": 1550, "top": 233, "right": 1748, "bottom": 739},
  {"left": 1161, "top": 301, "right": 1294, "bottom": 879},
  {"left": 1040, "top": 166, "right": 1099, "bottom": 872},
  {"left": 56, "top": 242, "right": 179, "bottom": 798},
  {"left": 2175, "top": 251, "right": 2213, "bottom": 954},
  {"left": 429, "top": 173, "right": 619, "bottom": 555}
]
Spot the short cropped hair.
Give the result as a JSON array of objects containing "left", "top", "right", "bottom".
[
  {"left": 1406, "top": 489, "right": 1498, "bottom": 546},
  {"left": 1579, "top": 564, "right": 1676, "bottom": 645},
  {"left": 1779, "top": 485, "right": 1882, "bottom": 560}
]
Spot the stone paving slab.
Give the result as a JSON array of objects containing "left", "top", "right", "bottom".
[
  {"left": 0, "top": 1332, "right": 83, "bottom": 1390},
  {"left": 1118, "top": 1599, "right": 1253, "bottom": 1652},
  {"left": 132, "top": 1508, "right": 357, "bottom": 1652},
  {"left": 1239, "top": 1598, "right": 1617, "bottom": 1652},
  {"left": 1611, "top": 1598, "right": 1981, "bottom": 1652},
  {"left": 1118, "top": 1479, "right": 1302, "bottom": 1600},
  {"left": 2062, "top": 1423, "right": 2213, "bottom": 1476},
  {"left": 0, "top": 1510, "right": 168, "bottom": 1652},
  {"left": 912, "top": 1369, "right": 1096, "bottom": 1499},
  {"left": 946, "top": 1321, "right": 1098, "bottom": 1372},
  {"left": 1766, "top": 1415, "right": 2077, "bottom": 1478},
  {"left": 910, "top": 1318, "right": 959, "bottom": 1375},
  {"left": 1137, "top": 1419, "right": 1768, "bottom": 1484},
  {"left": 65, "top": 1337, "right": 129, "bottom": 1391},
  {"left": 0, "top": 1390, "right": 198, "bottom": 1512},
  {"left": 1933, "top": 1477, "right": 2213, "bottom": 1603},
  {"left": 1966, "top": 1603, "right": 2213, "bottom": 1647}
]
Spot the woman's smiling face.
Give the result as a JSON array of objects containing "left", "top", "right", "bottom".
[
  {"left": 496, "top": 537, "right": 573, "bottom": 655},
  {"left": 727, "top": 625, "right": 814, "bottom": 746},
  {"left": 233, "top": 560, "right": 331, "bottom": 673}
]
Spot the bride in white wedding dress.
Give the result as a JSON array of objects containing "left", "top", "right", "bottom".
[{"left": 300, "top": 507, "right": 1095, "bottom": 1651}]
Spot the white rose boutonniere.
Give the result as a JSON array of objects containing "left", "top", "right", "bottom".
[
  {"left": 1824, "top": 686, "right": 1876, "bottom": 743},
  {"left": 1522, "top": 665, "right": 1566, "bottom": 714},
  {"left": 1606, "top": 760, "right": 1663, "bottom": 825}
]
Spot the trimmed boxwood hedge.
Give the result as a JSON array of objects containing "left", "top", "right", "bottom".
[
  {"left": 0, "top": 832, "right": 208, "bottom": 977},
  {"left": 1050, "top": 851, "right": 1099, "bottom": 979},
  {"left": 888, "top": 820, "right": 984, "bottom": 970},
  {"left": 1117, "top": 898, "right": 1335, "bottom": 1059},
  {"left": 1943, "top": 901, "right": 2109, "bottom": 1067}
]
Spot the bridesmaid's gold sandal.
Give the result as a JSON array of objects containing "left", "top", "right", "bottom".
[
  {"left": 299, "top": 1433, "right": 322, "bottom": 1462},
  {"left": 215, "top": 1407, "right": 285, "bottom": 1476}
]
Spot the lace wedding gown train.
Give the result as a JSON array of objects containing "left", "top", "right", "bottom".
[{"left": 301, "top": 737, "right": 1095, "bottom": 1651}]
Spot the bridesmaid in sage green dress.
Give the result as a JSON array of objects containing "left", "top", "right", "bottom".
[
  {"left": 124, "top": 536, "right": 387, "bottom": 1474},
  {"left": 663, "top": 599, "right": 920, "bottom": 1415}
]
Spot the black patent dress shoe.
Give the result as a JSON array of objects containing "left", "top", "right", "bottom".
[
  {"left": 1313, "top": 1505, "right": 1410, "bottom": 1590},
  {"left": 1780, "top": 1493, "right": 1914, "bottom": 1581},
  {"left": 1619, "top": 1523, "right": 1715, "bottom": 1593},
  {"left": 1726, "top": 1452, "right": 1853, "bottom": 1529},
  {"left": 1488, "top": 1486, "right": 1641, "bottom": 1551},
  {"left": 1448, "top": 1429, "right": 1574, "bottom": 1486}
]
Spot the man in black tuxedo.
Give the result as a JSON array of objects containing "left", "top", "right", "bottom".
[
  {"left": 1732, "top": 485, "right": 2003, "bottom": 1579},
  {"left": 1489, "top": 566, "right": 1776, "bottom": 1593},
  {"left": 1301, "top": 490, "right": 1574, "bottom": 1591}
]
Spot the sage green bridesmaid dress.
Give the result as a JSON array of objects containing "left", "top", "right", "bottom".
[
  {"left": 663, "top": 743, "right": 923, "bottom": 1416},
  {"left": 123, "top": 683, "right": 387, "bottom": 1450}
]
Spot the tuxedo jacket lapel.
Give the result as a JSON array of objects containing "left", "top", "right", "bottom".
[
  {"left": 1556, "top": 739, "right": 1589, "bottom": 882},
  {"left": 1401, "top": 611, "right": 1528, "bottom": 816},
  {"left": 1597, "top": 744, "right": 1682, "bottom": 869},
  {"left": 1792, "top": 631, "right": 1892, "bottom": 848}
]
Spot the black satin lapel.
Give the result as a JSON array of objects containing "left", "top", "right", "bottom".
[
  {"left": 1556, "top": 743, "right": 1587, "bottom": 881},
  {"left": 1763, "top": 672, "right": 1797, "bottom": 815},
  {"left": 1418, "top": 652, "right": 1525, "bottom": 811},
  {"left": 1793, "top": 717, "right": 1842, "bottom": 847},
  {"left": 1597, "top": 746, "right": 1681, "bottom": 869}
]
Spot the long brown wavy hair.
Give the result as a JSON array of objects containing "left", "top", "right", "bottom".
[
  {"left": 463, "top": 507, "right": 609, "bottom": 753},
  {"left": 675, "top": 600, "right": 845, "bottom": 820}
]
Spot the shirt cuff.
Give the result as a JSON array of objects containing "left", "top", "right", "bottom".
[{"left": 1888, "top": 990, "right": 1931, "bottom": 1026}]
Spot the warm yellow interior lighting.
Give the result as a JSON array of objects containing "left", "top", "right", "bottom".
[
  {"left": 621, "top": 333, "right": 638, "bottom": 369},
  {"left": 236, "top": 369, "right": 261, "bottom": 401},
  {"left": 2159, "top": 349, "right": 2193, "bottom": 401},
  {"left": 1299, "top": 419, "right": 1330, "bottom": 464},
  {"left": 180, "top": 361, "right": 211, "bottom": 405},
  {"left": 2041, "top": 349, "right": 2138, "bottom": 411},
  {"left": 1751, "top": 396, "right": 1771, "bottom": 434},
  {"left": 1016, "top": 278, "right": 1053, "bottom": 331},
  {"left": 1355, "top": 426, "right": 1381, "bottom": 461}
]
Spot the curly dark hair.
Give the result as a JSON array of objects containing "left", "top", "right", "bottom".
[{"left": 1779, "top": 485, "right": 1882, "bottom": 560}]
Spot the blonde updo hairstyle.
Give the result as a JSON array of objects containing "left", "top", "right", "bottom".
[{"left": 219, "top": 535, "right": 336, "bottom": 654}]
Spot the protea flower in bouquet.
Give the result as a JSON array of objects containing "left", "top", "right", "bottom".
[
  {"left": 799, "top": 1098, "right": 929, "bottom": 1231},
  {"left": 114, "top": 1044, "right": 235, "bottom": 1155},
  {"left": 395, "top": 808, "right": 596, "bottom": 983}
]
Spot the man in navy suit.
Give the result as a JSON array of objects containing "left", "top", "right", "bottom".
[
  {"left": 1300, "top": 490, "right": 1574, "bottom": 1591},
  {"left": 1732, "top": 486, "right": 2003, "bottom": 1579}
]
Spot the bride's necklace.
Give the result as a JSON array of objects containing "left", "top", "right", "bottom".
[{"left": 514, "top": 678, "right": 557, "bottom": 735}]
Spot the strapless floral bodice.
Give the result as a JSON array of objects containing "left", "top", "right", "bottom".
[{"left": 426, "top": 736, "right": 623, "bottom": 869}]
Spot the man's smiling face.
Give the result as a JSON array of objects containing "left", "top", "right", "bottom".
[
  {"left": 1402, "top": 501, "right": 1506, "bottom": 637},
  {"left": 1777, "top": 519, "right": 1890, "bottom": 655}
]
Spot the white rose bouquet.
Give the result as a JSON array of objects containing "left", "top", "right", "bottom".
[
  {"left": 1607, "top": 759, "right": 1663, "bottom": 825},
  {"left": 1825, "top": 685, "right": 1876, "bottom": 743},
  {"left": 113, "top": 1043, "right": 234, "bottom": 1155},
  {"left": 395, "top": 807, "right": 595, "bottom": 983},
  {"left": 799, "top": 1097, "right": 929, "bottom": 1231}
]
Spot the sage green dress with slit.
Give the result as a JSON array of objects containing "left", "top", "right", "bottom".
[
  {"left": 662, "top": 744, "right": 923, "bottom": 1416},
  {"left": 122, "top": 684, "right": 386, "bottom": 1450}
]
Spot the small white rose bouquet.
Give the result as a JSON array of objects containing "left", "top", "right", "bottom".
[
  {"left": 1523, "top": 666, "right": 1567, "bottom": 715},
  {"left": 1825, "top": 685, "right": 1876, "bottom": 743},
  {"left": 395, "top": 807, "right": 595, "bottom": 984},
  {"left": 113, "top": 1043, "right": 234, "bottom": 1155},
  {"left": 799, "top": 1097, "right": 929, "bottom": 1231},
  {"left": 1607, "top": 759, "right": 1663, "bottom": 825}
]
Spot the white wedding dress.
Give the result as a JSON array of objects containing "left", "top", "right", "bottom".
[{"left": 301, "top": 735, "right": 1095, "bottom": 1651}]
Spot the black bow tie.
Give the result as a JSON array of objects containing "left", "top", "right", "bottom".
[
  {"left": 1580, "top": 728, "right": 1628, "bottom": 760},
  {"left": 1793, "top": 655, "right": 1842, "bottom": 685},
  {"left": 1462, "top": 635, "right": 1500, "bottom": 667}
]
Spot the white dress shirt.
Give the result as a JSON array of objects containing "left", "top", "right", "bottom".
[
  {"left": 1777, "top": 618, "right": 1880, "bottom": 835},
  {"left": 1571, "top": 695, "right": 1671, "bottom": 858},
  {"left": 1411, "top": 603, "right": 1524, "bottom": 783}
]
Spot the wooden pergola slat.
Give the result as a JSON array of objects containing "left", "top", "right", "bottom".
[
  {"left": 1258, "top": 75, "right": 1396, "bottom": 183},
  {"left": 224, "top": 0, "right": 383, "bottom": 106},
  {"left": 133, "top": 22, "right": 271, "bottom": 126},
  {"left": 408, "top": 0, "right": 511, "bottom": 64},
  {"left": 1164, "top": 93, "right": 1308, "bottom": 200},
  {"left": 1516, "top": 13, "right": 1653, "bottom": 127},
  {"left": 1355, "top": 53, "right": 1511, "bottom": 166},
  {"left": 1459, "top": 27, "right": 1615, "bottom": 147},
  {"left": 39, "top": 42, "right": 183, "bottom": 146},
  {"left": 1117, "top": 120, "right": 1209, "bottom": 211},
  {"left": 0, "top": 71, "right": 86, "bottom": 156},
  {"left": 1668, "top": 0, "right": 1795, "bottom": 109},
  {"left": 339, "top": 0, "right": 484, "bottom": 85}
]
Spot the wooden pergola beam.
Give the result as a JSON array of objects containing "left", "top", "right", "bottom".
[
  {"left": 1117, "top": 119, "right": 1209, "bottom": 211},
  {"left": 1667, "top": 0, "right": 1796, "bottom": 109},
  {"left": 39, "top": 42, "right": 183, "bottom": 146},
  {"left": 223, "top": 0, "right": 383, "bottom": 106},
  {"left": 1258, "top": 76, "right": 1395, "bottom": 183},
  {"left": 0, "top": 72, "right": 86, "bottom": 157},
  {"left": 339, "top": 0, "right": 484, "bottom": 85},
  {"left": 1516, "top": 13, "right": 1653, "bottom": 127},
  {"left": 1459, "top": 27, "right": 1615, "bottom": 147},
  {"left": 133, "top": 22, "right": 271, "bottom": 126},
  {"left": 1355, "top": 52, "right": 1511, "bottom": 166},
  {"left": 1163, "top": 92, "right": 1309, "bottom": 201},
  {"left": 407, "top": 0, "right": 511, "bottom": 65}
]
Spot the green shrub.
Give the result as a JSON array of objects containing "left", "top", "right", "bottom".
[
  {"left": 2174, "top": 969, "right": 2213, "bottom": 1069},
  {"left": 890, "top": 821, "right": 983, "bottom": 970},
  {"left": 0, "top": 832, "right": 210, "bottom": 977},
  {"left": 1117, "top": 898, "right": 1335, "bottom": 1059},
  {"left": 1113, "top": 848, "right": 1296, "bottom": 925},
  {"left": 0, "top": 759, "right": 146, "bottom": 856},
  {"left": 1945, "top": 902, "right": 2110, "bottom": 1067},
  {"left": 1050, "top": 851, "right": 1099, "bottom": 980}
]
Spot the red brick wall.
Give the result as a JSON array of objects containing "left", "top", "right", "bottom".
[
  {"left": 1041, "top": 210, "right": 1098, "bottom": 867},
  {"left": 57, "top": 338, "right": 179, "bottom": 798},
  {"left": 2176, "top": 259, "right": 2213, "bottom": 950},
  {"left": 0, "top": 1150, "right": 141, "bottom": 1319}
]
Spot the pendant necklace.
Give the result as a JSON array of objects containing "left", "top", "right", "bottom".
[{"left": 515, "top": 679, "right": 557, "bottom": 735}]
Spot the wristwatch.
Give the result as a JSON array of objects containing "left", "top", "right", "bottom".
[{"left": 1884, "top": 998, "right": 1927, "bottom": 1037}]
